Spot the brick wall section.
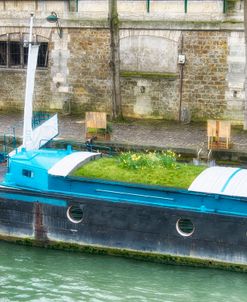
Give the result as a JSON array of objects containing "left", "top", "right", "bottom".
[
  {"left": 67, "top": 29, "right": 112, "bottom": 114},
  {"left": 121, "top": 77, "right": 180, "bottom": 120},
  {"left": 33, "top": 70, "right": 53, "bottom": 111},
  {"left": 182, "top": 31, "right": 228, "bottom": 120},
  {"left": 0, "top": 69, "right": 52, "bottom": 112},
  {"left": 0, "top": 28, "right": 238, "bottom": 122}
]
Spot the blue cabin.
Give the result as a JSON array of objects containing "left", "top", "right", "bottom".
[{"left": 4, "top": 147, "right": 100, "bottom": 191}]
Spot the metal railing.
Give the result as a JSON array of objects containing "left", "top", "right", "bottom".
[{"left": 145, "top": 0, "right": 227, "bottom": 14}]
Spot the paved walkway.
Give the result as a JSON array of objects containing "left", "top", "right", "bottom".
[{"left": 0, "top": 113, "right": 247, "bottom": 155}]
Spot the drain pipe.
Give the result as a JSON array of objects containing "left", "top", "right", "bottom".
[
  {"left": 146, "top": 0, "right": 150, "bottom": 13},
  {"left": 184, "top": 0, "right": 188, "bottom": 13},
  {"left": 223, "top": 0, "right": 227, "bottom": 13},
  {"left": 178, "top": 34, "right": 185, "bottom": 122}
]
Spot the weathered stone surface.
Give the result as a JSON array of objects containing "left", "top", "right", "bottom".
[
  {"left": 120, "top": 30, "right": 181, "bottom": 73},
  {"left": 182, "top": 31, "right": 228, "bottom": 120},
  {"left": 0, "top": 69, "right": 52, "bottom": 112},
  {"left": 0, "top": 1, "right": 245, "bottom": 123},
  {"left": 67, "top": 28, "right": 112, "bottom": 114},
  {"left": 121, "top": 77, "right": 180, "bottom": 120}
]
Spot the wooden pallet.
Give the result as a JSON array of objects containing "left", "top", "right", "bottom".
[
  {"left": 207, "top": 120, "right": 231, "bottom": 150},
  {"left": 85, "top": 112, "right": 110, "bottom": 141}
]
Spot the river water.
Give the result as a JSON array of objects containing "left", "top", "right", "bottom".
[{"left": 0, "top": 241, "right": 246, "bottom": 302}]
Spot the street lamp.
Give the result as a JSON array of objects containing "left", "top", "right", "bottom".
[{"left": 46, "top": 12, "right": 62, "bottom": 38}]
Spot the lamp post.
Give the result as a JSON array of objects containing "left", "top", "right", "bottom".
[{"left": 46, "top": 12, "right": 62, "bottom": 38}]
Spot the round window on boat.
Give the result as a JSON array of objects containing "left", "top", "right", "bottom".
[
  {"left": 67, "top": 206, "right": 83, "bottom": 224},
  {"left": 176, "top": 218, "right": 194, "bottom": 237}
]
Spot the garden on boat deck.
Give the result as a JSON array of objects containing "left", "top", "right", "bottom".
[{"left": 73, "top": 151, "right": 205, "bottom": 189}]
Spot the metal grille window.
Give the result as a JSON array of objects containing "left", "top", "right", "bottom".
[
  {"left": 0, "top": 33, "right": 48, "bottom": 69},
  {"left": 37, "top": 43, "right": 49, "bottom": 67},
  {"left": 9, "top": 42, "right": 21, "bottom": 66},
  {"left": 141, "top": 0, "right": 227, "bottom": 14},
  {"left": 0, "top": 41, "right": 7, "bottom": 66}
]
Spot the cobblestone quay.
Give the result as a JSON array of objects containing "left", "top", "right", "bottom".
[{"left": 0, "top": 113, "right": 247, "bottom": 164}]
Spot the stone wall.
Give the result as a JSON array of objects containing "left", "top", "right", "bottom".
[
  {"left": 0, "top": 0, "right": 68, "bottom": 12},
  {"left": 121, "top": 76, "right": 180, "bottom": 119},
  {"left": 67, "top": 28, "right": 112, "bottom": 113},
  {"left": 117, "top": 0, "right": 224, "bottom": 17},
  {"left": 0, "top": 68, "right": 52, "bottom": 112},
  {"left": 182, "top": 31, "right": 228, "bottom": 120},
  {"left": 0, "top": 25, "right": 53, "bottom": 112},
  {"left": 225, "top": 32, "right": 245, "bottom": 121},
  {"left": 0, "top": 0, "right": 246, "bottom": 123},
  {"left": 119, "top": 29, "right": 181, "bottom": 119}
]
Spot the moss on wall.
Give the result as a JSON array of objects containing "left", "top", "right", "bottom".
[
  {"left": 226, "top": 0, "right": 239, "bottom": 12},
  {"left": 120, "top": 71, "right": 177, "bottom": 80}
]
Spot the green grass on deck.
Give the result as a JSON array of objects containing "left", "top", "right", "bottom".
[{"left": 73, "top": 157, "right": 206, "bottom": 189}]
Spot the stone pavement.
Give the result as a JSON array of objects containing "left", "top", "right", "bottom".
[{"left": 0, "top": 112, "right": 247, "bottom": 156}]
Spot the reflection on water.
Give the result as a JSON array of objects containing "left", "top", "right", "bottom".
[{"left": 0, "top": 241, "right": 246, "bottom": 302}]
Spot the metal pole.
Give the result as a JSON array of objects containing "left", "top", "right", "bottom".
[
  {"left": 109, "top": 0, "right": 122, "bottom": 119},
  {"left": 179, "top": 35, "right": 184, "bottom": 122},
  {"left": 28, "top": 13, "right": 33, "bottom": 54},
  {"left": 223, "top": 0, "right": 227, "bottom": 13},
  {"left": 244, "top": 0, "right": 247, "bottom": 129},
  {"left": 184, "top": 0, "right": 188, "bottom": 13},
  {"left": 23, "top": 13, "right": 34, "bottom": 149},
  {"left": 147, "top": 0, "right": 150, "bottom": 13}
]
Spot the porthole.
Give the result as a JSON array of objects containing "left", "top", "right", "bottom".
[
  {"left": 176, "top": 218, "right": 194, "bottom": 237},
  {"left": 67, "top": 206, "right": 83, "bottom": 224}
]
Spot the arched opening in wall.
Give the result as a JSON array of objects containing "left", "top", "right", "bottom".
[
  {"left": 119, "top": 32, "right": 180, "bottom": 118},
  {"left": 0, "top": 33, "right": 49, "bottom": 69},
  {"left": 120, "top": 35, "right": 178, "bottom": 74}
]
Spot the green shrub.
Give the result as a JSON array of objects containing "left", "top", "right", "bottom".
[
  {"left": 159, "top": 150, "right": 178, "bottom": 168},
  {"left": 118, "top": 150, "right": 179, "bottom": 170}
]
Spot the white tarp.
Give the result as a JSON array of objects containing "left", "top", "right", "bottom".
[
  {"left": 189, "top": 166, "right": 247, "bottom": 198},
  {"left": 9, "top": 114, "right": 58, "bottom": 157},
  {"left": 22, "top": 44, "right": 39, "bottom": 150},
  {"left": 9, "top": 16, "right": 59, "bottom": 157},
  {"left": 48, "top": 151, "right": 101, "bottom": 177},
  {"left": 32, "top": 114, "right": 58, "bottom": 149}
]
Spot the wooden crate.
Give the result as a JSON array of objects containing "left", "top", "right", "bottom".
[
  {"left": 207, "top": 120, "right": 231, "bottom": 150},
  {"left": 85, "top": 112, "right": 110, "bottom": 141}
]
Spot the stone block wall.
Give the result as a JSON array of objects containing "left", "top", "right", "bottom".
[
  {"left": 0, "top": 70, "right": 26, "bottom": 111},
  {"left": 121, "top": 77, "right": 180, "bottom": 119},
  {"left": 0, "top": 0, "right": 68, "bottom": 12},
  {"left": 0, "top": 0, "right": 246, "bottom": 124},
  {"left": 225, "top": 32, "right": 245, "bottom": 121},
  {"left": 0, "top": 69, "right": 52, "bottom": 112},
  {"left": 67, "top": 28, "right": 112, "bottom": 114},
  {"left": 119, "top": 29, "right": 181, "bottom": 120},
  {"left": 0, "top": 25, "right": 53, "bottom": 113},
  {"left": 182, "top": 31, "right": 228, "bottom": 120}
]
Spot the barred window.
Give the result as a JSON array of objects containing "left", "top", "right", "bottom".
[{"left": 0, "top": 33, "right": 48, "bottom": 69}]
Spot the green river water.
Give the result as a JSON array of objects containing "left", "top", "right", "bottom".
[{"left": 0, "top": 241, "right": 246, "bottom": 302}]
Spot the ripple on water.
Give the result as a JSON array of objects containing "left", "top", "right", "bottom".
[{"left": 0, "top": 242, "right": 247, "bottom": 302}]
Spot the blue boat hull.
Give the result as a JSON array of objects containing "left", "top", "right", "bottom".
[{"left": 0, "top": 185, "right": 246, "bottom": 271}]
